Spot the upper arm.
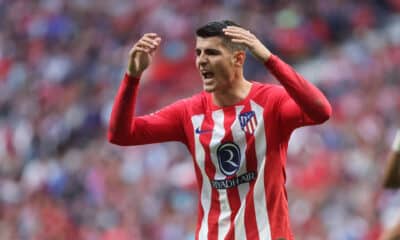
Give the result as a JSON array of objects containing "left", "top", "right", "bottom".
[{"left": 274, "top": 87, "right": 317, "bottom": 132}]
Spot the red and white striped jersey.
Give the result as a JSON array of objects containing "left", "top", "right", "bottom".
[{"left": 108, "top": 55, "right": 332, "bottom": 240}]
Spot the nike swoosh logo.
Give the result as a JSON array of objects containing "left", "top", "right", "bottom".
[{"left": 195, "top": 127, "right": 212, "bottom": 134}]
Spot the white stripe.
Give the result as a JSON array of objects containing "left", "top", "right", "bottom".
[
  {"left": 231, "top": 106, "right": 249, "bottom": 240},
  {"left": 209, "top": 110, "right": 231, "bottom": 240},
  {"left": 231, "top": 105, "right": 248, "bottom": 240},
  {"left": 210, "top": 110, "right": 226, "bottom": 180},
  {"left": 232, "top": 106, "right": 247, "bottom": 200},
  {"left": 251, "top": 100, "right": 271, "bottom": 239},
  {"left": 233, "top": 198, "right": 247, "bottom": 240},
  {"left": 218, "top": 194, "right": 231, "bottom": 240},
  {"left": 191, "top": 114, "right": 211, "bottom": 239}
]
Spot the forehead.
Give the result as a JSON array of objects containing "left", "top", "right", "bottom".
[{"left": 195, "top": 36, "right": 226, "bottom": 50}]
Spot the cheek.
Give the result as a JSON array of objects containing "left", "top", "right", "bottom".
[
  {"left": 215, "top": 61, "right": 233, "bottom": 77},
  {"left": 213, "top": 57, "right": 229, "bottom": 69}
]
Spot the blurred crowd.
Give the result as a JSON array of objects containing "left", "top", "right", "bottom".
[{"left": 1, "top": 0, "right": 400, "bottom": 239}]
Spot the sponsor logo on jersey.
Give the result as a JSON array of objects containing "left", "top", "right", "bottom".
[
  {"left": 211, "top": 171, "right": 256, "bottom": 189},
  {"left": 217, "top": 142, "right": 241, "bottom": 176},
  {"left": 239, "top": 111, "right": 257, "bottom": 134}
]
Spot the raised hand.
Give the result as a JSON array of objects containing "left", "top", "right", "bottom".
[
  {"left": 127, "top": 33, "right": 162, "bottom": 77},
  {"left": 223, "top": 26, "right": 271, "bottom": 62}
]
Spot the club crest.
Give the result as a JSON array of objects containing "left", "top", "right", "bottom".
[{"left": 239, "top": 111, "right": 257, "bottom": 134}]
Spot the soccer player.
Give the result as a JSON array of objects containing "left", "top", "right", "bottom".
[
  {"left": 380, "top": 129, "right": 400, "bottom": 240},
  {"left": 108, "top": 20, "right": 332, "bottom": 240}
]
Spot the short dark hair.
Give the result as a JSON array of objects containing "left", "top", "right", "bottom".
[{"left": 196, "top": 20, "right": 246, "bottom": 52}]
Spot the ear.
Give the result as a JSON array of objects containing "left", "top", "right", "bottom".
[{"left": 232, "top": 51, "right": 246, "bottom": 67}]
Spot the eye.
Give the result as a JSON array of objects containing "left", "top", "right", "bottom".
[
  {"left": 195, "top": 49, "right": 201, "bottom": 56},
  {"left": 205, "top": 49, "right": 220, "bottom": 55}
]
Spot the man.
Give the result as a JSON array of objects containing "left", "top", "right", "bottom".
[
  {"left": 108, "top": 20, "right": 332, "bottom": 240},
  {"left": 380, "top": 129, "right": 400, "bottom": 240}
]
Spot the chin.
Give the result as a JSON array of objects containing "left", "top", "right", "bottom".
[{"left": 203, "top": 83, "right": 216, "bottom": 92}]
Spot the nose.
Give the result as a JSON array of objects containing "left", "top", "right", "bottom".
[{"left": 197, "top": 52, "right": 208, "bottom": 67}]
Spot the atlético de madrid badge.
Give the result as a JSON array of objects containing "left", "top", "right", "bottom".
[{"left": 239, "top": 111, "right": 257, "bottom": 134}]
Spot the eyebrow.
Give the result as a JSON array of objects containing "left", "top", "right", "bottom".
[{"left": 195, "top": 48, "right": 222, "bottom": 55}]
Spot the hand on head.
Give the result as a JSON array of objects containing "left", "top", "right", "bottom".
[{"left": 223, "top": 26, "right": 271, "bottom": 62}]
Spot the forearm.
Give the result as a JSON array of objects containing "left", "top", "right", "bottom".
[
  {"left": 265, "top": 55, "right": 332, "bottom": 123},
  {"left": 108, "top": 73, "right": 140, "bottom": 145},
  {"left": 383, "top": 130, "right": 400, "bottom": 189}
]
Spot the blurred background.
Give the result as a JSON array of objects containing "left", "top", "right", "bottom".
[{"left": 1, "top": 0, "right": 400, "bottom": 239}]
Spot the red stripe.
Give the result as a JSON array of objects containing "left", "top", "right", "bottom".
[
  {"left": 223, "top": 108, "right": 241, "bottom": 240},
  {"left": 243, "top": 140, "right": 260, "bottom": 240},
  {"left": 193, "top": 138, "right": 204, "bottom": 240},
  {"left": 243, "top": 107, "right": 260, "bottom": 240},
  {"left": 200, "top": 114, "right": 219, "bottom": 240}
]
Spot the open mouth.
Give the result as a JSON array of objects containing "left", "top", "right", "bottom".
[{"left": 201, "top": 71, "right": 215, "bottom": 79}]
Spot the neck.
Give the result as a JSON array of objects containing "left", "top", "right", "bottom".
[{"left": 212, "top": 76, "right": 252, "bottom": 107}]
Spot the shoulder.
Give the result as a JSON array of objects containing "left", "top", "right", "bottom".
[
  {"left": 178, "top": 91, "right": 208, "bottom": 115},
  {"left": 251, "top": 82, "right": 287, "bottom": 100},
  {"left": 247, "top": 82, "right": 292, "bottom": 116},
  {"left": 181, "top": 91, "right": 206, "bottom": 105}
]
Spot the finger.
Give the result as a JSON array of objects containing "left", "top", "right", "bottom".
[
  {"left": 230, "top": 38, "right": 251, "bottom": 46},
  {"left": 224, "top": 33, "right": 251, "bottom": 42},
  {"left": 143, "top": 33, "right": 159, "bottom": 38},
  {"left": 224, "top": 32, "right": 253, "bottom": 43},
  {"left": 223, "top": 30, "right": 250, "bottom": 38},
  {"left": 224, "top": 28, "right": 253, "bottom": 38},
  {"left": 141, "top": 37, "right": 159, "bottom": 48},
  {"left": 143, "top": 33, "right": 162, "bottom": 43},
  {"left": 224, "top": 28, "right": 254, "bottom": 40},
  {"left": 225, "top": 26, "right": 250, "bottom": 33},
  {"left": 136, "top": 42, "right": 159, "bottom": 55},
  {"left": 140, "top": 38, "right": 158, "bottom": 48},
  {"left": 132, "top": 46, "right": 151, "bottom": 54},
  {"left": 136, "top": 41, "right": 157, "bottom": 50},
  {"left": 154, "top": 37, "right": 162, "bottom": 44}
]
